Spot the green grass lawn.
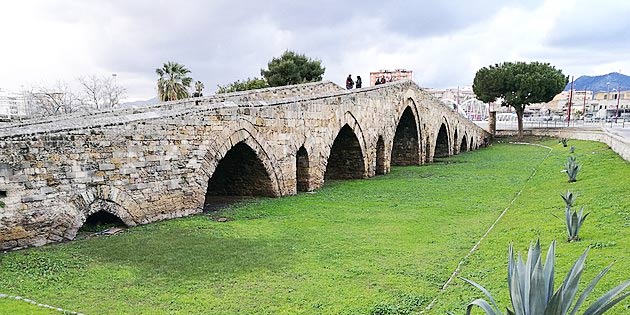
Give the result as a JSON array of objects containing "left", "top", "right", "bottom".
[{"left": 1, "top": 138, "right": 629, "bottom": 314}]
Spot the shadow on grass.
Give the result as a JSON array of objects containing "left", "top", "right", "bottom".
[{"left": 74, "top": 224, "right": 297, "bottom": 280}]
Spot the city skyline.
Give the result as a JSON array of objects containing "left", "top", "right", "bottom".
[{"left": 1, "top": 0, "right": 629, "bottom": 101}]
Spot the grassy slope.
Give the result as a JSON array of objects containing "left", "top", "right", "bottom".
[
  {"left": 430, "top": 139, "right": 630, "bottom": 314},
  {"left": 0, "top": 139, "right": 627, "bottom": 314}
]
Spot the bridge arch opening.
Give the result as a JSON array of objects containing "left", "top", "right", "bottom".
[
  {"left": 461, "top": 134, "right": 469, "bottom": 152},
  {"left": 80, "top": 210, "right": 126, "bottom": 232},
  {"left": 434, "top": 123, "right": 450, "bottom": 158},
  {"left": 205, "top": 142, "right": 276, "bottom": 208},
  {"left": 376, "top": 136, "right": 386, "bottom": 175},
  {"left": 75, "top": 199, "right": 131, "bottom": 235},
  {"left": 324, "top": 124, "right": 365, "bottom": 180},
  {"left": 391, "top": 107, "right": 420, "bottom": 165},
  {"left": 296, "top": 146, "right": 309, "bottom": 192}
]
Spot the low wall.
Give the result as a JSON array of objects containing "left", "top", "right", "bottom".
[{"left": 496, "top": 128, "right": 630, "bottom": 161}]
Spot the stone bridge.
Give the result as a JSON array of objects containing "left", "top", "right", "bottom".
[{"left": 0, "top": 80, "right": 489, "bottom": 250}]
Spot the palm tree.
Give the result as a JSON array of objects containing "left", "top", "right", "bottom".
[
  {"left": 193, "top": 80, "right": 204, "bottom": 97},
  {"left": 155, "top": 61, "right": 192, "bottom": 101}
]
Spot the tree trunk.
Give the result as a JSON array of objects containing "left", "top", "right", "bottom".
[
  {"left": 488, "top": 111, "right": 497, "bottom": 139},
  {"left": 516, "top": 109, "right": 524, "bottom": 139}
]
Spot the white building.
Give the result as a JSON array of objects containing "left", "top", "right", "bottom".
[{"left": 0, "top": 88, "right": 28, "bottom": 119}]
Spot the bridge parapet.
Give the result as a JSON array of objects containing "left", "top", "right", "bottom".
[{"left": 0, "top": 81, "right": 344, "bottom": 133}]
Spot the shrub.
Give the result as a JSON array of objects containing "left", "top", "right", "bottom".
[
  {"left": 461, "top": 240, "right": 630, "bottom": 315},
  {"left": 561, "top": 138, "right": 568, "bottom": 147},
  {"left": 563, "top": 155, "right": 581, "bottom": 182}
]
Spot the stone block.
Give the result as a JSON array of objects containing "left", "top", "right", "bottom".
[
  {"left": 99, "top": 163, "right": 116, "bottom": 171},
  {"left": 21, "top": 195, "right": 46, "bottom": 202}
]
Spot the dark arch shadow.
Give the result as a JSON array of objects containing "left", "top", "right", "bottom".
[
  {"left": 204, "top": 142, "right": 276, "bottom": 210},
  {"left": 434, "top": 123, "right": 450, "bottom": 158},
  {"left": 79, "top": 210, "right": 127, "bottom": 233},
  {"left": 324, "top": 124, "right": 366, "bottom": 181},
  {"left": 376, "top": 136, "right": 386, "bottom": 175},
  {"left": 391, "top": 107, "right": 420, "bottom": 166},
  {"left": 296, "top": 146, "right": 309, "bottom": 192}
]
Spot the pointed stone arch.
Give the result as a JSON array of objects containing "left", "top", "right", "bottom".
[
  {"left": 461, "top": 133, "right": 469, "bottom": 152},
  {"left": 65, "top": 186, "right": 139, "bottom": 240},
  {"left": 324, "top": 124, "right": 366, "bottom": 180},
  {"left": 321, "top": 111, "right": 369, "bottom": 180},
  {"left": 201, "top": 128, "right": 283, "bottom": 200},
  {"left": 434, "top": 119, "right": 450, "bottom": 158},
  {"left": 205, "top": 141, "right": 277, "bottom": 197},
  {"left": 391, "top": 106, "right": 420, "bottom": 165}
]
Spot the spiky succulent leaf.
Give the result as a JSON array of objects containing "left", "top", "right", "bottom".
[
  {"left": 542, "top": 241, "right": 556, "bottom": 302},
  {"left": 561, "top": 191, "right": 576, "bottom": 209},
  {"left": 461, "top": 277, "right": 501, "bottom": 313},
  {"left": 584, "top": 281, "right": 630, "bottom": 315},
  {"left": 466, "top": 299, "right": 503, "bottom": 315},
  {"left": 570, "top": 265, "right": 612, "bottom": 315}
]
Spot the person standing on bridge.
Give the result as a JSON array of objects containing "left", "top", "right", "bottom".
[
  {"left": 346, "top": 74, "right": 354, "bottom": 89},
  {"left": 356, "top": 76, "right": 362, "bottom": 88}
]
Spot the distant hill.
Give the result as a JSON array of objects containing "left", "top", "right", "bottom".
[
  {"left": 565, "top": 72, "right": 630, "bottom": 92},
  {"left": 120, "top": 97, "right": 158, "bottom": 108}
]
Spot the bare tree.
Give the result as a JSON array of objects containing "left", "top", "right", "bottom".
[
  {"left": 25, "top": 75, "right": 127, "bottom": 117},
  {"left": 26, "top": 81, "right": 82, "bottom": 116},
  {"left": 102, "top": 75, "right": 126, "bottom": 108},
  {"left": 78, "top": 75, "right": 127, "bottom": 110},
  {"left": 78, "top": 75, "right": 105, "bottom": 110}
]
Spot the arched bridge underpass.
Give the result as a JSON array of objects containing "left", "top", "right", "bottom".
[{"left": 0, "top": 80, "right": 490, "bottom": 249}]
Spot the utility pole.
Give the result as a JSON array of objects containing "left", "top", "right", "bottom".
[
  {"left": 567, "top": 76, "right": 574, "bottom": 126},
  {"left": 615, "top": 85, "right": 621, "bottom": 123}
]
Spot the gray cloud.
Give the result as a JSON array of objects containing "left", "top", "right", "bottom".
[
  {"left": 545, "top": 1, "right": 630, "bottom": 51},
  {"left": 3, "top": 0, "right": 626, "bottom": 100}
]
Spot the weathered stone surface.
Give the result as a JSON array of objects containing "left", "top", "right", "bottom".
[{"left": 0, "top": 80, "right": 489, "bottom": 250}]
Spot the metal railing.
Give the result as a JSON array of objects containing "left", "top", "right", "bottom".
[{"left": 495, "top": 119, "right": 630, "bottom": 129}]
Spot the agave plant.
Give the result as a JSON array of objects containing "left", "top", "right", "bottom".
[
  {"left": 561, "top": 190, "right": 576, "bottom": 209},
  {"left": 570, "top": 146, "right": 576, "bottom": 154},
  {"left": 462, "top": 240, "right": 630, "bottom": 315},
  {"left": 563, "top": 156, "right": 581, "bottom": 182},
  {"left": 561, "top": 138, "right": 568, "bottom": 147},
  {"left": 565, "top": 206, "right": 589, "bottom": 242},
  {"left": 558, "top": 191, "right": 588, "bottom": 242}
]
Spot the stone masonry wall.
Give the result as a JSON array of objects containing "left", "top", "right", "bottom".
[
  {"left": 0, "top": 80, "right": 489, "bottom": 250},
  {"left": 496, "top": 127, "right": 630, "bottom": 161}
]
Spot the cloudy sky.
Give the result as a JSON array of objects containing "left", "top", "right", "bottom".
[{"left": 1, "top": 0, "right": 629, "bottom": 101}]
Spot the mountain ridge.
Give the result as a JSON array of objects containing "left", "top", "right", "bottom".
[{"left": 565, "top": 72, "right": 630, "bottom": 92}]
